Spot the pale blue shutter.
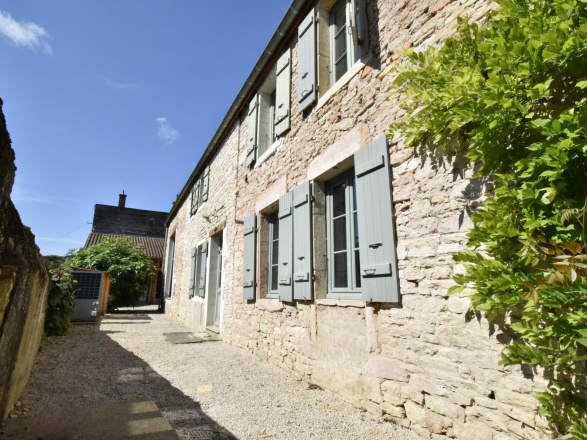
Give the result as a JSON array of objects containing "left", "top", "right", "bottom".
[
  {"left": 201, "top": 166, "right": 210, "bottom": 202},
  {"left": 246, "top": 99, "right": 258, "bottom": 166},
  {"left": 243, "top": 213, "right": 256, "bottom": 300},
  {"left": 189, "top": 247, "right": 197, "bottom": 296},
  {"left": 191, "top": 181, "right": 200, "bottom": 215},
  {"left": 293, "top": 181, "right": 313, "bottom": 300},
  {"left": 278, "top": 191, "right": 293, "bottom": 302},
  {"left": 198, "top": 242, "right": 208, "bottom": 298},
  {"left": 298, "top": 10, "right": 316, "bottom": 113},
  {"left": 275, "top": 48, "right": 291, "bottom": 136},
  {"left": 357, "top": 0, "right": 369, "bottom": 50},
  {"left": 354, "top": 136, "right": 399, "bottom": 303}
]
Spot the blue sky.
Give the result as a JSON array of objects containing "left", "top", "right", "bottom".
[{"left": 0, "top": 1, "right": 292, "bottom": 256}]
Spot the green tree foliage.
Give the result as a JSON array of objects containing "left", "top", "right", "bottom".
[
  {"left": 42, "top": 255, "right": 67, "bottom": 271},
  {"left": 68, "top": 238, "right": 156, "bottom": 310},
  {"left": 389, "top": 0, "right": 587, "bottom": 436},
  {"left": 44, "top": 266, "right": 77, "bottom": 336}
]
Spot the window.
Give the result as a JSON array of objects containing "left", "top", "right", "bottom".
[
  {"left": 267, "top": 212, "right": 279, "bottom": 296},
  {"left": 165, "top": 233, "right": 176, "bottom": 297},
  {"left": 190, "top": 166, "right": 210, "bottom": 216},
  {"left": 326, "top": 171, "right": 361, "bottom": 297},
  {"left": 257, "top": 76, "right": 277, "bottom": 158},
  {"left": 329, "top": 0, "right": 360, "bottom": 83},
  {"left": 297, "top": 0, "right": 368, "bottom": 111},
  {"left": 246, "top": 49, "right": 291, "bottom": 166}
]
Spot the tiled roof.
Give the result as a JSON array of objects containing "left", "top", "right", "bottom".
[{"left": 83, "top": 233, "right": 164, "bottom": 259}]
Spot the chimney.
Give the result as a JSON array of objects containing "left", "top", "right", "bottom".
[{"left": 118, "top": 190, "right": 127, "bottom": 208}]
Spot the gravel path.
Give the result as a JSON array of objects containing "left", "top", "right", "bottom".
[{"left": 1, "top": 306, "right": 423, "bottom": 440}]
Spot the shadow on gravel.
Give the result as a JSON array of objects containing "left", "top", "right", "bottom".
[{"left": 1, "top": 318, "right": 237, "bottom": 440}]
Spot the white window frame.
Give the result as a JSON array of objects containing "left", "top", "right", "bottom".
[{"left": 325, "top": 170, "right": 361, "bottom": 299}]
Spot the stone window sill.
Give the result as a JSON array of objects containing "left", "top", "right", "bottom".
[
  {"left": 255, "top": 138, "right": 283, "bottom": 168},
  {"left": 316, "top": 298, "right": 364, "bottom": 308},
  {"left": 316, "top": 54, "right": 373, "bottom": 111}
]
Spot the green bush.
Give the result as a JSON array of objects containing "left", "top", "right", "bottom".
[
  {"left": 67, "top": 238, "right": 156, "bottom": 310},
  {"left": 44, "top": 266, "right": 77, "bottom": 336},
  {"left": 389, "top": 0, "right": 587, "bottom": 436}
]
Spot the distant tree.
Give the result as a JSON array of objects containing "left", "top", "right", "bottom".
[
  {"left": 43, "top": 255, "right": 67, "bottom": 271},
  {"left": 67, "top": 238, "right": 156, "bottom": 310}
]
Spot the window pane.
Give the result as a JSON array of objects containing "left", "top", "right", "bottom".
[
  {"left": 335, "top": 59, "right": 347, "bottom": 82},
  {"left": 333, "top": 217, "right": 347, "bottom": 252},
  {"left": 272, "top": 218, "right": 279, "bottom": 239},
  {"left": 272, "top": 240, "right": 279, "bottom": 265},
  {"left": 332, "top": 1, "right": 346, "bottom": 32},
  {"left": 334, "top": 253, "right": 348, "bottom": 288},
  {"left": 334, "top": 30, "right": 347, "bottom": 63},
  {"left": 271, "top": 266, "right": 278, "bottom": 291},
  {"left": 332, "top": 183, "right": 346, "bottom": 217},
  {"left": 355, "top": 250, "right": 361, "bottom": 288}
]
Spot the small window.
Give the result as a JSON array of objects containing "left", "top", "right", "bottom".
[
  {"left": 257, "top": 73, "right": 277, "bottom": 158},
  {"left": 267, "top": 212, "right": 279, "bottom": 295},
  {"left": 190, "top": 181, "right": 200, "bottom": 216},
  {"left": 317, "top": 0, "right": 364, "bottom": 97},
  {"left": 326, "top": 170, "right": 361, "bottom": 297}
]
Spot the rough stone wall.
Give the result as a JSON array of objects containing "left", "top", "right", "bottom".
[
  {"left": 165, "top": 124, "right": 239, "bottom": 332},
  {"left": 165, "top": 1, "right": 553, "bottom": 439},
  {"left": 219, "top": 1, "right": 551, "bottom": 439},
  {"left": 0, "top": 98, "right": 50, "bottom": 419}
]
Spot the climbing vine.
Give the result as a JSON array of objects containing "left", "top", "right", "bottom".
[{"left": 389, "top": 0, "right": 587, "bottom": 436}]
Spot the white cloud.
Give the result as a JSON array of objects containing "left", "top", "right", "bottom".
[
  {"left": 11, "top": 186, "right": 79, "bottom": 206},
  {"left": 0, "top": 10, "right": 52, "bottom": 55},
  {"left": 99, "top": 75, "right": 140, "bottom": 90},
  {"left": 156, "top": 117, "right": 179, "bottom": 145}
]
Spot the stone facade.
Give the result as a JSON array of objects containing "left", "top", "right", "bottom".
[
  {"left": 165, "top": 1, "right": 552, "bottom": 438},
  {"left": 0, "top": 98, "right": 50, "bottom": 419},
  {"left": 165, "top": 124, "right": 239, "bottom": 332}
]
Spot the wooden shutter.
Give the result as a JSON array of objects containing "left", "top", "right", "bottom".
[
  {"left": 357, "top": 0, "right": 369, "bottom": 50},
  {"left": 189, "top": 247, "right": 197, "bottom": 296},
  {"left": 278, "top": 191, "right": 293, "bottom": 302},
  {"left": 354, "top": 136, "right": 399, "bottom": 303},
  {"left": 246, "top": 98, "right": 258, "bottom": 166},
  {"left": 293, "top": 181, "right": 313, "bottom": 300},
  {"left": 191, "top": 181, "right": 200, "bottom": 215},
  {"left": 201, "top": 166, "right": 210, "bottom": 202},
  {"left": 349, "top": 0, "right": 359, "bottom": 49},
  {"left": 165, "top": 237, "right": 175, "bottom": 297},
  {"left": 298, "top": 10, "right": 316, "bottom": 113},
  {"left": 198, "top": 242, "right": 208, "bottom": 298},
  {"left": 243, "top": 213, "right": 256, "bottom": 300},
  {"left": 275, "top": 48, "right": 291, "bottom": 136}
]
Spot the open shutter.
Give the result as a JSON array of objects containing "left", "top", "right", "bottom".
[
  {"left": 198, "top": 242, "right": 208, "bottom": 298},
  {"left": 191, "top": 181, "right": 200, "bottom": 215},
  {"left": 293, "top": 181, "right": 313, "bottom": 300},
  {"left": 298, "top": 10, "right": 316, "bottom": 113},
  {"left": 246, "top": 98, "right": 258, "bottom": 166},
  {"left": 201, "top": 166, "right": 210, "bottom": 202},
  {"left": 348, "top": 0, "right": 359, "bottom": 49},
  {"left": 278, "top": 191, "right": 293, "bottom": 302},
  {"left": 275, "top": 48, "right": 291, "bottom": 136},
  {"left": 165, "top": 237, "right": 175, "bottom": 297},
  {"left": 354, "top": 136, "right": 399, "bottom": 303},
  {"left": 189, "top": 247, "right": 197, "bottom": 296},
  {"left": 357, "top": 0, "right": 369, "bottom": 51},
  {"left": 243, "top": 213, "right": 256, "bottom": 300}
]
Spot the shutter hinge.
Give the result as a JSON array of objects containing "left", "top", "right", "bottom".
[{"left": 311, "top": 274, "right": 316, "bottom": 281}]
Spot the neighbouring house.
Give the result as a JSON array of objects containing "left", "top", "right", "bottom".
[
  {"left": 162, "top": 1, "right": 551, "bottom": 439},
  {"left": 83, "top": 192, "right": 167, "bottom": 304}
]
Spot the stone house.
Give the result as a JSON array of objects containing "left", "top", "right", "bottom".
[
  {"left": 83, "top": 192, "right": 167, "bottom": 304},
  {"left": 163, "top": 0, "right": 551, "bottom": 438}
]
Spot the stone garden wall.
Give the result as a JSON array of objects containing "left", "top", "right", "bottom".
[{"left": 0, "top": 98, "right": 49, "bottom": 419}]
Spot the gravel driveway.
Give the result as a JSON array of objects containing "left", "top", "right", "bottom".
[{"left": 1, "top": 306, "right": 422, "bottom": 440}]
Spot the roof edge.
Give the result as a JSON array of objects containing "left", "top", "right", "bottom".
[{"left": 166, "top": 0, "right": 313, "bottom": 226}]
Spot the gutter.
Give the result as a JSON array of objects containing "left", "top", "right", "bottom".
[{"left": 165, "top": 0, "right": 313, "bottom": 226}]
